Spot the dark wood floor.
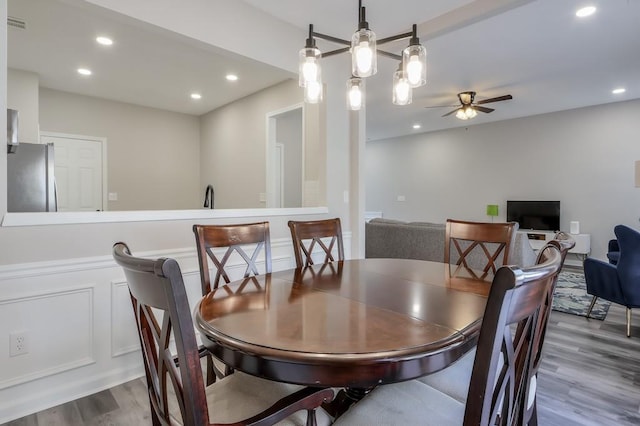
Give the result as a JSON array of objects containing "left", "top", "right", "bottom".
[
  {"left": 4, "top": 305, "right": 640, "bottom": 425},
  {"left": 537, "top": 302, "right": 640, "bottom": 426}
]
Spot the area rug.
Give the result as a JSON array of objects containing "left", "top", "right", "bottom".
[{"left": 552, "top": 270, "right": 611, "bottom": 320}]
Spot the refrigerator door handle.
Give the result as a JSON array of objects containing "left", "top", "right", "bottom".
[
  {"left": 53, "top": 178, "right": 58, "bottom": 212},
  {"left": 45, "top": 143, "right": 57, "bottom": 212}
]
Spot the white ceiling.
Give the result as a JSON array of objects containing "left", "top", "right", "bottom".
[
  {"left": 7, "top": 0, "right": 640, "bottom": 141},
  {"left": 7, "top": 0, "right": 294, "bottom": 116},
  {"left": 242, "top": 0, "right": 640, "bottom": 140}
]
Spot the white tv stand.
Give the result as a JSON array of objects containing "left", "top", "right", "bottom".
[{"left": 517, "top": 230, "right": 591, "bottom": 259}]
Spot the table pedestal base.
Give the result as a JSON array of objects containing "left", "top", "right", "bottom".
[{"left": 323, "top": 387, "right": 374, "bottom": 419}]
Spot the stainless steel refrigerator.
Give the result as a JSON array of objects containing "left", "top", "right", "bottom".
[{"left": 7, "top": 137, "right": 58, "bottom": 212}]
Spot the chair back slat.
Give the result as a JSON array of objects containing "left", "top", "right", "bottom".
[
  {"left": 463, "top": 242, "right": 563, "bottom": 425},
  {"left": 288, "top": 218, "right": 344, "bottom": 268},
  {"left": 445, "top": 219, "right": 517, "bottom": 279},
  {"left": 193, "top": 222, "right": 272, "bottom": 294}
]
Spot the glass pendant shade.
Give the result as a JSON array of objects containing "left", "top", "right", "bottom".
[
  {"left": 402, "top": 44, "right": 426, "bottom": 88},
  {"left": 455, "top": 106, "right": 477, "bottom": 120},
  {"left": 299, "top": 47, "right": 322, "bottom": 87},
  {"left": 455, "top": 108, "right": 468, "bottom": 120},
  {"left": 351, "top": 28, "right": 377, "bottom": 77},
  {"left": 392, "top": 67, "right": 412, "bottom": 106},
  {"left": 347, "top": 77, "right": 364, "bottom": 110},
  {"left": 304, "top": 80, "right": 323, "bottom": 104},
  {"left": 465, "top": 106, "right": 477, "bottom": 118}
]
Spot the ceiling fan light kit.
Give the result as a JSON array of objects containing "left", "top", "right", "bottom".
[
  {"left": 456, "top": 105, "right": 477, "bottom": 120},
  {"left": 438, "top": 91, "right": 513, "bottom": 120},
  {"left": 298, "top": 0, "right": 427, "bottom": 110}
]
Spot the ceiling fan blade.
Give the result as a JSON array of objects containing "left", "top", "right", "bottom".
[
  {"left": 475, "top": 106, "right": 495, "bottom": 113},
  {"left": 476, "top": 94, "right": 512, "bottom": 105},
  {"left": 442, "top": 109, "right": 459, "bottom": 117}
]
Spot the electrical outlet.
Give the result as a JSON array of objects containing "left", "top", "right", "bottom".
[{"left": 10, "top": 332, "right": 28, "bottom": 357}]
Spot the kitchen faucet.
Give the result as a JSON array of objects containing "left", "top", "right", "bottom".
[{"left": 203, "top": 185, "right": 214, "bottom": 209}]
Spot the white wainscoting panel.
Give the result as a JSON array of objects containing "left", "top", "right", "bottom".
[
  {"left": 0, "top": 286, "right": 95, "bottom": 389},
  {"left": 0, "top": 232, "right": 351, "bottom": 423},
  {"left": 110, "top": 280, "right": 140, "bottom": 358}
]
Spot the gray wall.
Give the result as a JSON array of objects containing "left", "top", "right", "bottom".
[
  {"left": 277, "top": 108, "right": 303, "bottom": 207},
  {"left": 199, "top": 79, "right": 305, "bottom": 209},
  {"left": 366, "top": 98, "right": 640, "bottom": 260},
  {"left": 8, "top": 69, "right": 202, "bottom": 211},
  {"left": 39, "top": 88, "right": 201, "bottom": 211},
  {"left": 6, "top": 68, "right": 39, "bottom": 143}
]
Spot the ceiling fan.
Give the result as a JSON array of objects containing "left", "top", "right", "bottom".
[{"left": 426, "top": 91, "right": 513, "bottom": 120}]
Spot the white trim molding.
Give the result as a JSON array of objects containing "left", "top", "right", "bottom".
[
  {"left": 1, "top": 206, "right": 329, "bottom": 227},
  {"left": 0, "top": 286, "right": 96, "bottom": 389}
]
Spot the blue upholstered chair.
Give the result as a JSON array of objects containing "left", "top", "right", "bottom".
[
  {"left": 607, "top": 239, "right": 620, "bottom": 265},
  {"left": 584, "top": 225, "right": 640, "bottom": 337}
]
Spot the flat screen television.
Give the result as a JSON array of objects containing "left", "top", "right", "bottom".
[{"left": 506, "top": 200, "right": 560, "bottom": 231}]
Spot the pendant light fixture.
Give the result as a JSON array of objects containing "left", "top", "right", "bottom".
[
  {"left": 392, "top": 63, "right": 411, "bottom": 106},
  {"left": 347, "top": 77, "right": 364, "bottom": 110},
  {"left": 298, "top": 0, "right": 427, "bottom": 110},
  {"left": 351, "top": 6, "right": 376, "bottom": 77},
  {"left": 304, "top": 80, "right": 323, "bottom": 104},
  {"left": 402, "top": 25, "right": 427, "bottom": 88},
  {"left": 299, "top": 25, "right": 323, "bottom": 103}
]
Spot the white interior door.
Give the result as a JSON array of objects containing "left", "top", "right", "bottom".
[{"left": 40, "top": 133, "right": 105, "bottom": 212}]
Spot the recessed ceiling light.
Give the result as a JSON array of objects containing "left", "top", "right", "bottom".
[
  {"left": 96, "top": 36, "right": 113, "bottom": 46},
  {"left": 77, "top": 68, "right": 92, "bottom": 76},
  {"left": 576, "top": 6, "right": 596, "bottom": 18},
  {"left": 612, "top": 88, "right": 626, "bottom": 94},
  {"left": 412, "top": 124, "right": 421, "bottom": 129},
  {"left": 226, "top": 74, "right": 238, "bottom": 81},
  {"left": 190, "top": 93, "right": 202, "bottom": 100}
]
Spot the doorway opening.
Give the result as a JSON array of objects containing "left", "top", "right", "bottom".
[{"left": 266, "top": 104, "right": 304, "bottom": 208}]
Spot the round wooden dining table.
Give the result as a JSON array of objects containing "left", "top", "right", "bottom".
[{"left": 195, "top": 258, "right": 490, "bottom": 407}]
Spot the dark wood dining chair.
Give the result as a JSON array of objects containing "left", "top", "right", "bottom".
[
  {"left": 288, "top": 218, "right": 344, "bottom": 268},
  {"left": 523, "top": 235, "right": 574, "bottom": 425},
  {"left": 334, "top": 240, "right": 564, "bottom": 425},
  {"left": 193, "top": 222, "right": 272, "bottom": 384},
  {"left": 418, "top": 235, "right": 574, "bottom": 424},
  {"left": 193, "top": 222, "right": 272, "bottom": 294},
  {"left": 112, "top": 242, "right": 333, "bottom": 426},
  {"left": 445, "top": 219, "right": 517, "bottom": 279}
]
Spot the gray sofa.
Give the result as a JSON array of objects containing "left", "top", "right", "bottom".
[{"left": 365, "top": 218, "right": 537, "bottom": 268}]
